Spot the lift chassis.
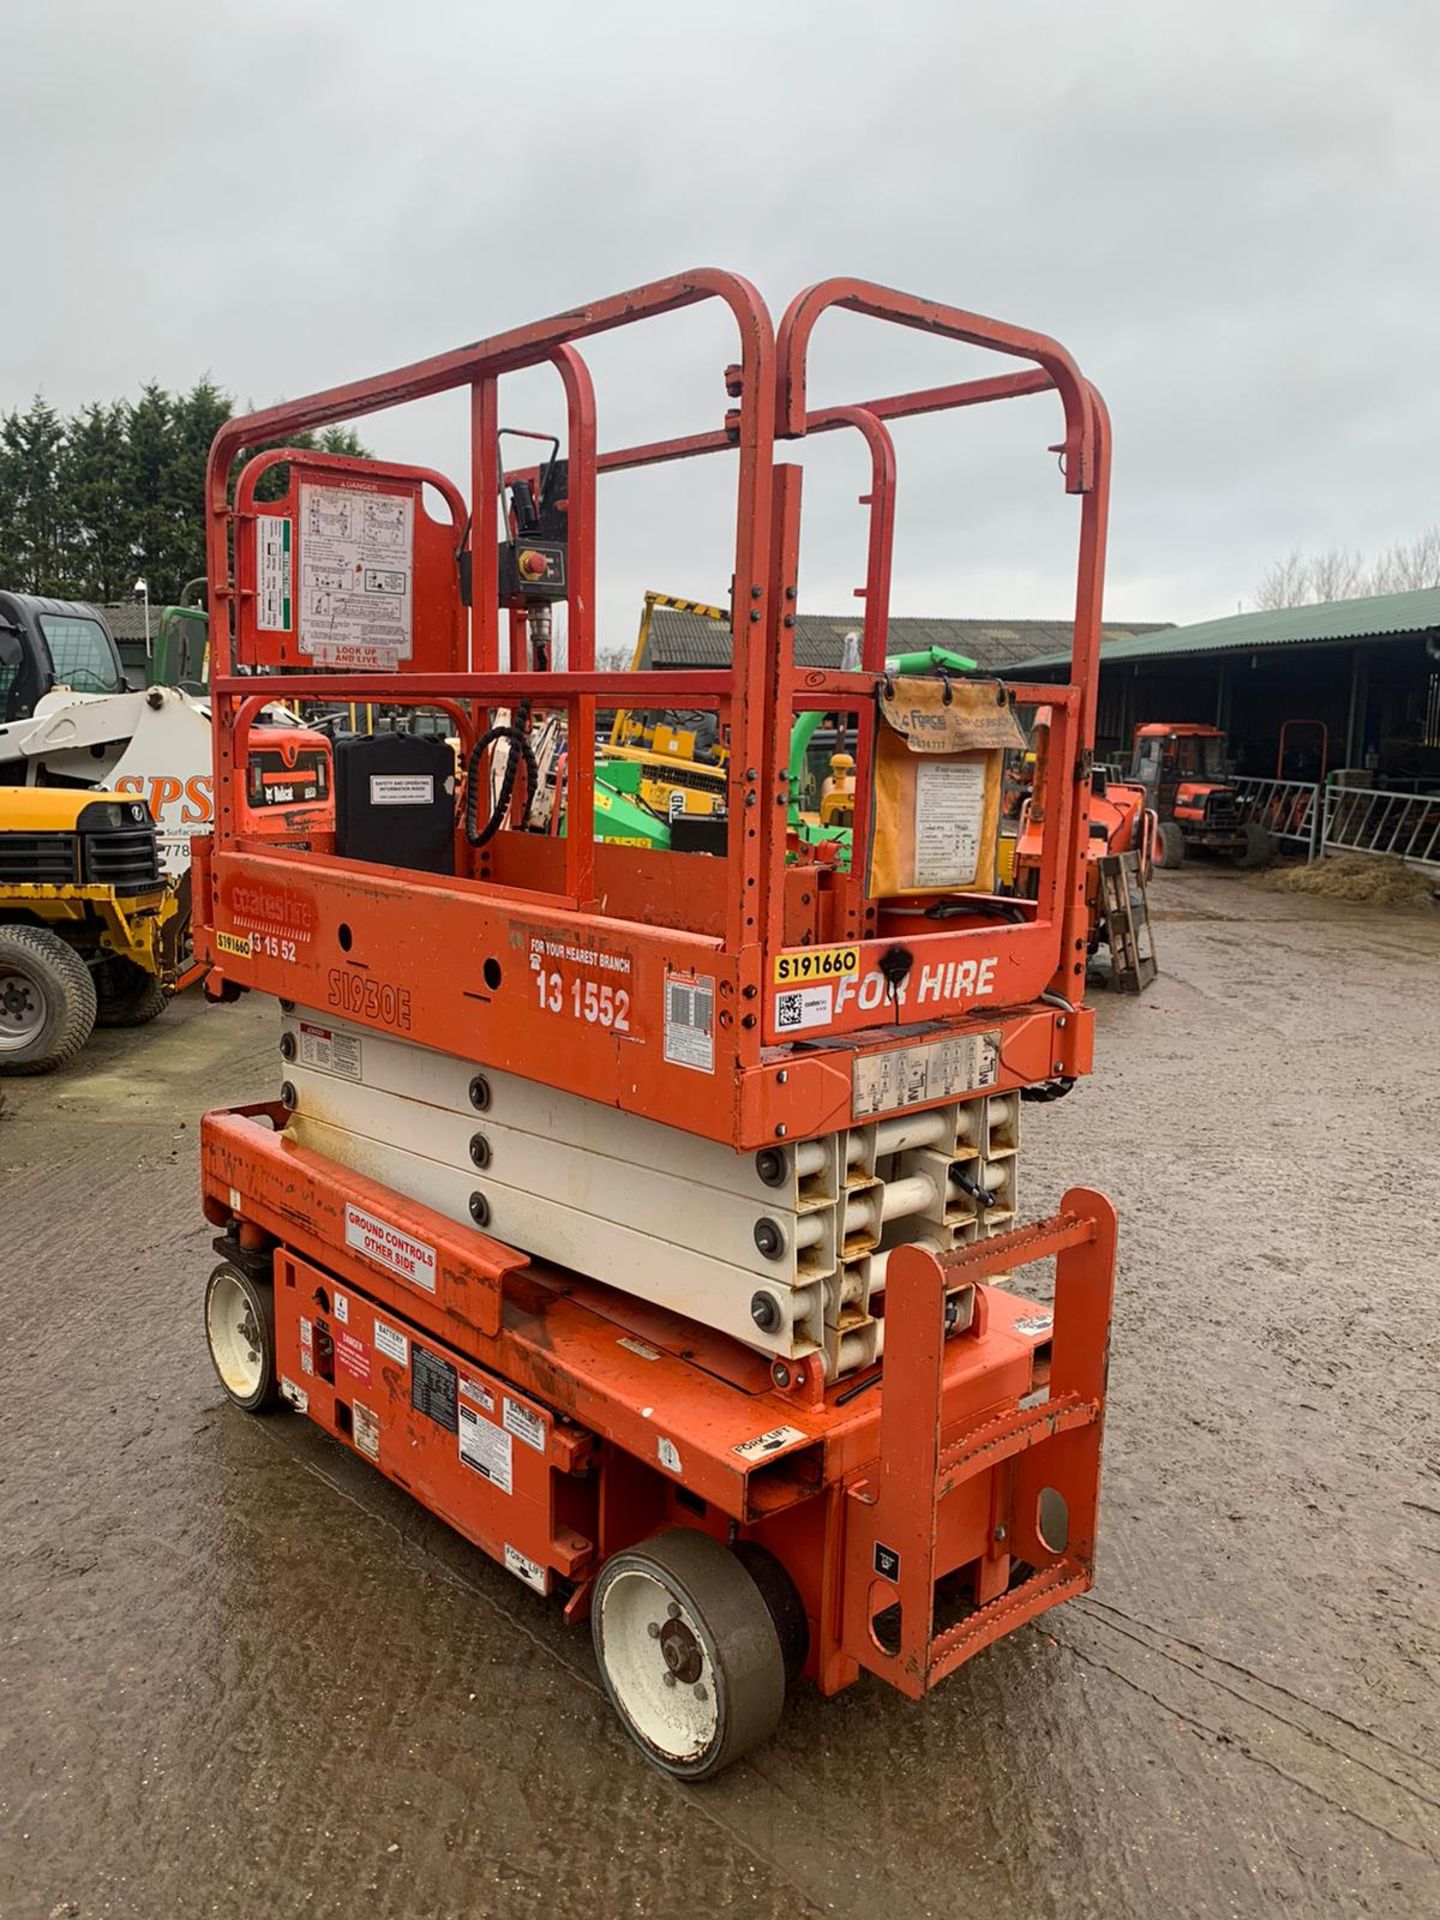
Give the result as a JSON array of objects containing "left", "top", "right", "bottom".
[{"left": 197, "top": 270, "right": 1119, "bottom": 1776}]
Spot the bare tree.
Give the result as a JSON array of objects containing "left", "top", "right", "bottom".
[
  {"left": 1253, "top": 527, "right": 1440, "bottom": 608},
  {"left": 1308, "top": 545, "right": 1365, "bottom": 603},
  {"left": 1253, "top": 549, "right": 1311, "bottom": 610},
  {"left": 1368, "top": 526, "right": 1440, "bottom": 595}
]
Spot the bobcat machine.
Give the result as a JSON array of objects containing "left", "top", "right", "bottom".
[
  {"left": 0, "top": 592, "right": 330, "bottom": 1071},
  {"left": 195, "top": 273, "right": 1119, "bottom": 1780}
]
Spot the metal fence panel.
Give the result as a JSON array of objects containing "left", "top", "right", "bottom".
[
  {"left": 1232, "top": 776, "right": 1320, "bottom": 853},
  {"left": 1322, "top": 784, "right": 1440, "bottom": 872}
]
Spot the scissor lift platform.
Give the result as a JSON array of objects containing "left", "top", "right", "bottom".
[{"left": 195, "top": 268, "right": 1121, "bottom": 1775}]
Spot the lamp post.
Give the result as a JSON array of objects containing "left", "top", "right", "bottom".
[{"left": 134, "top": 577, "right": 151, "bottom": 658}]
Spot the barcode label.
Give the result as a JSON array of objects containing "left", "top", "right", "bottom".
[{"left": 663, "top": 971, "right": 715, "bottom": 1073}]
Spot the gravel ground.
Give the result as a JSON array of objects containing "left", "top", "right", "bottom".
[{"left": 0, "top": 864, "right": 1436, "bottom": 1920}]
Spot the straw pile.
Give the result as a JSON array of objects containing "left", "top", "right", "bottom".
[{"left": 1256, "top": 854, "right": 1435, "bottom": 907}]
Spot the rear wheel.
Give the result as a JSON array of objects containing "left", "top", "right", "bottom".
[
  {"left": 1233, "top": 822, "right": 1273, "bottom": 869},
  {"left": 592, "top": 1528, "right": 789, "bottom": 1779},
  {"left": 0, "top": 926, "right": 98, "bottom": 1075},
  {"left": 94, "top": 955, "right": 169, "bottom": 1027},
  {"left": 1156, "top": 821, "right": 1186, "bottom": 869},
  {"left": 204, "top": 1262, "right": 280, "bottom": 1412}
]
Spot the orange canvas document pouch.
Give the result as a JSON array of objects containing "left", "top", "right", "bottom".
[{"left": 868, "top": 676, "right": 1026, "bottom": 897}]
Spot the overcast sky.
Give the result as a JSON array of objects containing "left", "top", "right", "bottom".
[{"left": 3, "top": 0, "right": 1437, "bottom": 639}]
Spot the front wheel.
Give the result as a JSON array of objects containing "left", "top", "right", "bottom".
[
  {"left": 0, "top": 925, "right": 97, "bottom": 1075},
  {"left": 1155, "top": 820, "right": 1187, "bottom": 869},
  {"left": 1232, "top": 822, "right": 1274, "bottom": 869},
  {"left": 592, "top": 1529, "right": 789, "bottom": 1779},
  {"left": 204, "top": 1262, "right": 280, "bottom": 1412}
]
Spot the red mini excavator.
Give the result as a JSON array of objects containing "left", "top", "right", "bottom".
[{"left": 195, "top": 273, "right": 1118, "bottom": 1778}]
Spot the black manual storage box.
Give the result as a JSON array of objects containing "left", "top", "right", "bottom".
[{"left": 333, "top": 733, "right": 456, "bottom": 874}]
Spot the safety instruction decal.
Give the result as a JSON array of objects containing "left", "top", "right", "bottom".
[
  {"left": 663, "top": 970, "right": 715, "bottom": 1074},
  {"left": 256, "top": 516, "right": 292, "bottom": 631},
  {"left": 369, "top": 774, "right": 434, "bottom": 806},
  {"left": 912, "top": 759, "right": 986, "bottom": 888},
  {"left": 502, "top": 1396, "right": 546, "bottom": 1453},
  {"left": 851, "top": 1029, "right": 1000, "bottom": 1119},
  {"left": 298, "top": 482, "right": 414, "bottom": 669},
  {"left": 345, "top": 1203, "right": 437, "bottom": 1293},
  {"left": 353, "top": 1402, "right": 381, "bottom": 1460},
  {"left": 459, "top": 1404, "right": 513, "bottom": 1493},
  {"left": 411, "top": 1343, "right": 458, "bottom": 1432},
  {"left": 298, "top": 1021, "right": 362, "bottom": 1081}
]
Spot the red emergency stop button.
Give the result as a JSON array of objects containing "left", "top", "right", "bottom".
[{"left": 518, "top": 549, "right": 548, "bottom": 581}]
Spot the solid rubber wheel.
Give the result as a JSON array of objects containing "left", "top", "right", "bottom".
[
  {"left": 1233, "top": 821, "right": 1274, "bottom": 869},
  {"left": 95, "top": 955, "right": 169, "bottom": 1028},
  {"left": 592, "top": 1528, "right": 787, "bottom": 1779},
  {"left": 1155, "top": 820, "right": 1187, "bottom": 869},
  {"left": 0, "top": 926, "right": 97, "bottom": 1075},
  {"left": 204, "top": 1263, "right": 280, "bottom": 1413}
]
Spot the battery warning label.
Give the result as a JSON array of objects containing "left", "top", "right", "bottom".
[{"left": 344, "top": 1204, "right": 437, "bottom": 1293}]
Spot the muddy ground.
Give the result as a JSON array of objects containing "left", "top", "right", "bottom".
[{"left": 0, "top": 866, "right": 1436, "bottom": 1920}]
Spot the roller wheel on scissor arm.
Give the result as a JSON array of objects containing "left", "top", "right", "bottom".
[{"left": 591, "top": 1528, "right": 797, "bottom": 1779}]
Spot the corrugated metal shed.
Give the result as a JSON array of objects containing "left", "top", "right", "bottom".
[
  {"left": 1008, "top": 588, "right": 1440, "bottom": 672},
  {"left": 645, "top": 608, "right": 1172, "bottom": 673}
]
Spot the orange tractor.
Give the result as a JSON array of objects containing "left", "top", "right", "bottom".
[
  {"left": 1130, "top": 722, "right": 1271, "bottom": 869},
  {"left": 194, "top": 273, "right": 1119, "bottom": 1778}
]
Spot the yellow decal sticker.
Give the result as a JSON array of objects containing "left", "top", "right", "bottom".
[
  {"left": 215, "top": 929, "right": 253, "bottom": 959},
  {"left": 774, "top": 944, "right": 860, "bottom": 985}
]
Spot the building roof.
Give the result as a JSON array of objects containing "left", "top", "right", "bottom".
[
  {"left": 97, "top": 603, "right": 154, "bottom": 643},
  {"left": 1008, "top": 587, "right": 1440, "bottom": 672},
  {"left": 644, "top": 607, "right": 1173, "bottom": 674}
]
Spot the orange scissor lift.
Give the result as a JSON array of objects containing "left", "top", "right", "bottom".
[{"left": 196, "top": 272, "right": 1117, "bottom": 1777}]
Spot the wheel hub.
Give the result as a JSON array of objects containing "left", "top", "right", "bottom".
[
  {"left": 0, "top": 971, "right": 44, "bottom": 1045},
  {"left": 237, "top": 1307, "right": 260, "bottom": 1358},
  {"left": 659, "top": 1616, "right": 704, "bottom": 1685}
]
